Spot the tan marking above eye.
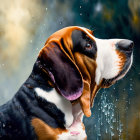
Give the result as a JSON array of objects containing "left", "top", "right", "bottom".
[{"left": 85, "top": 29, "right": 94, "bottom": 35}]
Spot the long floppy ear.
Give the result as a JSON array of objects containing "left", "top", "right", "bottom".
[
  {"left": 38, "top": 41, "right": 83, "bottom": 101},
  {"left": 74, "top": 52, "right": 99, "bottom": 117},
  {"left": 73, "top": 52, "right": 92, "bottom": 117}
]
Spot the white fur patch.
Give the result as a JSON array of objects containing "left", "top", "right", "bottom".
[
  {"left": 94, "top": 38, "right": 123, "bottom": 85},
  {"left": 58, "top": 130, "right": 86, "bottom": 140},
  {"left": 35, "top": 88, "right": 73, "bottom": 127}
]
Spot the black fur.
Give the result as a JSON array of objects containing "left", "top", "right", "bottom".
[
  {"left": 72, "top": 30, "right": 97, "bottom": 59},
  {"left": 0, "top": 61, "right": 66, "bottom": 140}
]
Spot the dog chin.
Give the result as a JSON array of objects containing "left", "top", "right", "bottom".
[{"left": 102, "top": 54, "right": 133, "bottom": 88}]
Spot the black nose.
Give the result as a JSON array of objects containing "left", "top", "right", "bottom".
[{"left": 116, "top": 39, "right": 134, "bottom": 52}]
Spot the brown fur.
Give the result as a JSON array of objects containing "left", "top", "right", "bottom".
[
  {"left": 74, "top": 53, "right": 97, "bottom": 117},
  {"left": 32, "top": 118, "right": 68, "bottom": 140},
  {"left": 116, "top": 50, "right": 126, "bottom": 72}
]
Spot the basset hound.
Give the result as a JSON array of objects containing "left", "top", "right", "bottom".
[{"left": 0, "top": 26, "right": 133, "bottom": 140}]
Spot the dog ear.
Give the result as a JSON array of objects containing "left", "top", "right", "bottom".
[
  {"left": 74, "top": 52, "right": 99, "bottom": 117},
  {"left": 38, "top": 41, "right": 83, "bottom": 101}
]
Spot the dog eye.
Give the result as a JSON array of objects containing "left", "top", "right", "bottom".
[{"left": 85, "top": 43, "right": 92, "bottom": 49}]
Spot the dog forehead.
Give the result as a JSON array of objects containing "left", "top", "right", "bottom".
[{"left": 45, "top": 26, "right": 93, "bottom": 44}]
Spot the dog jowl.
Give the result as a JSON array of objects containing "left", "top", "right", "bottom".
[{"left": 0, "top": 26, "right": 133, "bottom": 140}]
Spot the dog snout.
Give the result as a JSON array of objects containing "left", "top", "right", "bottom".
[{"left": 116, "top": 39, "right": 134, "bottom": 52}]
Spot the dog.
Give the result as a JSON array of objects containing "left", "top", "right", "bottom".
[{"left": 0, "top": 26, "right": 133, "bottom": 140}]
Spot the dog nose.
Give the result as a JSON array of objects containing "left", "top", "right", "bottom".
[{"left": 116, "top": 39, "right": 134, "bottom": 52}]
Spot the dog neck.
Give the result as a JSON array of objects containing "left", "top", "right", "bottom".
[
  {"left": 24, "top": 62, "right": 84, "bottom": 129},
  {"left": 34, "top": 85, "right": 84, "bottom": 129},
  {"left": 35, "top": 88, "right": 74, "bottom": 128}
]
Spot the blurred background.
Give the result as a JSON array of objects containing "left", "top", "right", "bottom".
[{"left": 0, "top": 0, "right": 140, "bottom": 139}]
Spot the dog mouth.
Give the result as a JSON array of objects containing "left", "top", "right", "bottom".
[{"left": 101, "top": 54, "right": 133, "bottom": 87}]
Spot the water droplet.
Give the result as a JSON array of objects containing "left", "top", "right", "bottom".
[
  {"left": 3, "top": 123, "right": 5, "bottom": 127},
  {"left": 95, "top": 2, "right": 103, "bottom": 12},
  {"left": 129, "top": 87, "right": 133, "bottom": 91},
  {"left": 106, "top": 128, "right": 108, "bottom": 133},
  {"left": 113, "top": 118, "right": 116, "bottom": 122},
  {"left": 111, "top": 131, "right": 114, "bottom": 136}
]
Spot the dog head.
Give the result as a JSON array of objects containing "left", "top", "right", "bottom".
[{"left": 37, "top": 26, "right": 133, "bottom": 117}]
